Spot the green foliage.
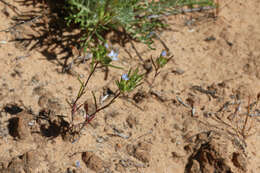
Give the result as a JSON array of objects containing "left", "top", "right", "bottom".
[
  {"left": 156, "top": 50, "right": 168, "bottom": 68},
  {"left": 89, "top": 44, "right": 122, "bottom": 69},
  {"left": 91, "top": 45, "right": 109, "bottom": 64},
  {"left": 116, "top": 68, "right": 143, "bottom": 93},
  {"left": 65, "top": 0, "right": 215, "bottom": 50},
  {"left": 65, "top": 0, "right": 216, "bottom": 134},
  {"left": 156, "top": 56, "right": 168, "bottom": 68}
]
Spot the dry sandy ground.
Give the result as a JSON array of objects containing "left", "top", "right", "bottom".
[{"left": 0, "top": 0, "right": 259, "bottom": 173}]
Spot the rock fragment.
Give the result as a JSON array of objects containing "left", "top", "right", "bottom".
[
  {"left": 82, "top": 152, "right": 104, "bottom": 172},
  {"left": 8, "top": 111, "right": 33, "bottom": 140},
  {"left": 127, "top": 142, "right": 151, "bottom": 163},
  {"left": 232, "top": 152, "right": 247, "bottom": 172}
]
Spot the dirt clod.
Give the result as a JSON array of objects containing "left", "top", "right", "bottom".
[
  {"left": 185, "top": 132, "right": 233, "bottom": 173},
  {"left": 38, "top": 94, "right": 61, "bottom": 113},
  {"left": 143, "top": 59, "right": 153, "bottom": 74},
  {"left": 134, "top": 148, "right": 150, "bottom": 163},
  {"left": 133, "top": 91, "right": 147, "bottom": 103},
  {"left": 82, "top": 152, "right": 104, "bottom": 172},
  {"left": 127, "top": 142, "right": 151, "bottom": 163},
  {"left": 8, "top": 111, "right": 33, "bottom": 140},
  {"left": 21, "top": 151, "right": 41, "bottom": 173},
  {"left": 232, "top": 152, "right": 247, "bottom": 171},
  {"left": 1, "top": 151, "right": 43, "bottom": 173},
  {"left": 115, "top": 163, "right": 125, "bottom": 172},
  {"left": 5, "top": 157, "right": 24, "bottom": 173},
  {"left": 189, "top": 160, "right": 200, "bottom": 173},
  {"left": 126, "top": 115, "right": 137, "bottom": 128}
]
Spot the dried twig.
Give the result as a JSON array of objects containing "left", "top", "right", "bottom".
[
  {"left": 242, "top": 96, "right": 251, "bottom": 138},
  {"left": 176, "top": 96, "right": 191, "bottom": 108},
  {"left": 129, "top": 40, "right": 144, "bottom": 63},
  {"left": 191, "top": 85, "right": 217, "bottom": 98},
  {"left": 144, "top": 6, "right": 215, "bottom": 19}
]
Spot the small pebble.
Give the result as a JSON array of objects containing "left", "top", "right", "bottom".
[
  {"left": 172, "top": 69, "right": 185, "bottom": 75},
  {"left": 28, "top": 121, "right": 34, "bottom": 126}
]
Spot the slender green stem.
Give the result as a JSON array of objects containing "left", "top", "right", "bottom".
[{"left": 71, "top": 62, "right": 99, "bottom": 122}]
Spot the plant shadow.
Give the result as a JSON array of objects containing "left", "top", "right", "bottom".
[
  {"left": 37, "top": 109, "right": 72, "bottom": 140},
  {"left": 10, "top": 0, "right": 86, "bottom": 72},
  {"left": 9, "top": 0, "right": 137, "bottom": 73}
]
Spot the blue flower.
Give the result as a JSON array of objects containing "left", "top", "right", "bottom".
[
  {"left": 108, "top": 50, "right": 118, "bottom": 61},
  {"left": 75, "top": 161, "right": 80, "bottom": 168},
  {"left": 122, "top": 74, "right": 129, "bottom": 81},
  {"left": 161, "top": 50, "right": 167, "bottom": 57},
  {"left": 85, "top": 53, "right": 93, "bottom": 59},
  {"left": 105, "top": 43, "right": 109, "bottom": 49},
  {"left": 147, "top": 31, "right": 155, "bottom": 38}
]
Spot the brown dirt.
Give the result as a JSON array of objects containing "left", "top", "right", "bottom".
[{"left": 0, "top": 0, "right": 260, "bottom": 173}]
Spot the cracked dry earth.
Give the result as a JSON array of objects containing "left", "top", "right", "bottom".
[{"left": 0, "top": 0, "right": 260, "bottom": 173}]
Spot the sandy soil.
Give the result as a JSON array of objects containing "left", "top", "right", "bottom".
[{"left": 0, "top": 0, "right": 259, "bottom": 173}]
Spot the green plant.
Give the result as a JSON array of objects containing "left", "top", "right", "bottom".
[
  {"left": 116, "top": 68, "right": 143, "bottom": 93},
  {"left": 64, "top": 0, "right": 216, "bottom": 141},
  {"left": 148, "top": 50, "right": 172, "bottom": 88},
  {"left": 65, "top": 0, "right": 215, "bottom": 51},
  {"left": 67, "top": 49, "right": 174, "bottom": 139},
  {"left": 67, "top": 66, "right": 143, "bottom": 136}
]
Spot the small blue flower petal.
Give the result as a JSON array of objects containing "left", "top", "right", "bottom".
[
  {"left": 112, "top": 53, "right": 118, "bottom": 61},
  {"left": 161, "top": 50, "right": 167, "bottom": 57},
  {"left": 112, "top": 56, "right": 118, "bottom": 61},
  {"left": 85, "top": 53, "right": 93, "bottom": 60},
  {"left": 148, "top": 31, "right": 155, "bottom": 38},
  {"left": 122, "top": 74, "right": 129, "bottom": 81},
  {"left": 75, "top": 161, "right": 80, "bottom": 168},
  {"left": 108, "top": 50, "right": 119, "bottom": 61},
  {"left": 108, "top": 50, "right": 115, "bottom": 58},
  {"left": 105, "top": 43, "right": 109, "bottom": 49}
]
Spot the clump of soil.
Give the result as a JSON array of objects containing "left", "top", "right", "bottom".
[
  {"left": 127, "top": 142, "right": 152, "bottom": 163},
  {"left": 8, "top": 111, "right": 33, "bottom": 140},
  {"left": 82, "top": 151, "right": 105, "bottom": 172},
  {"left": 185, "top": 132, "right": 248, "bottom": 173}
]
